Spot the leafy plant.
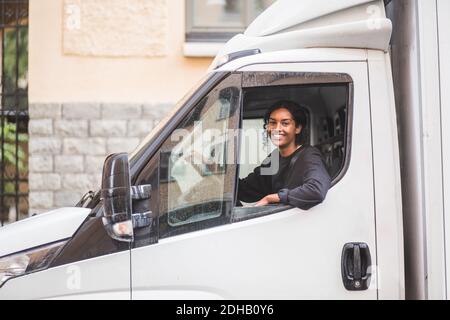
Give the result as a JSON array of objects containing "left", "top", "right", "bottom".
[
  {"left": 3, "top": 28, "right": 28, "bottom": 95},
  {"left": 1, "top": 121, "right": 28, "bottom": 195}
]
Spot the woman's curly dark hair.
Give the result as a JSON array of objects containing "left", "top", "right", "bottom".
[{"left": 263, "top": 100, "right": 309, "bottom": 146}]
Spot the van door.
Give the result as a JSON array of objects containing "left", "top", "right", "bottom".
[{"left": 131, "top": 61, "right": 377, "bottom": 299}]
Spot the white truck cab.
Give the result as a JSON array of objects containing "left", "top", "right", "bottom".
[{"left": 0, "top": 0, "right": 448, "bottom": 300}]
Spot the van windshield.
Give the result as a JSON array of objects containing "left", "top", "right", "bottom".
[{"left": 129, "top": 73, "right": 213, "bottom": 163}]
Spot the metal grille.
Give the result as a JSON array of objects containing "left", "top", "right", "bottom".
[{"left": 0, "top": 0, "right": 29, "bottom": 226}]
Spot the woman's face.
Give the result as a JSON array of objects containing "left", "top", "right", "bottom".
[{"left": 267, "top": 108, "right": 302, "bottom": 149}]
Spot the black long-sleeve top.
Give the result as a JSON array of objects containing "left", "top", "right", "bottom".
[{"left": 238, "top": 145, "right": 331, "bottom": 210}]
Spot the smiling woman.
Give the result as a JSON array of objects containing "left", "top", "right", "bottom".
[
  {"left": 238, "top": 100, "right": 332, "bottom": 210},
  {"left": 236, "top": 73, "right": 351, "bottom": 216},
  {"left": 264, "top": 100, "right": 308, "bottom": 151}
]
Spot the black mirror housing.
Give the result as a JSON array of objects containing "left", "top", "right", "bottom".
[{"left": 100, "top": 153, "right": 133, "bottom": 242}]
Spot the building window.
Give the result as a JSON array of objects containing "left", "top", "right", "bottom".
[{"left": 186, "top": 0, "right": 275, "bottom": 42}]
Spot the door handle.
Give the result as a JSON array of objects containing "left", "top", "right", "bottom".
[{"left": 341, "top": 243, "right": 372, "bottom": 291}]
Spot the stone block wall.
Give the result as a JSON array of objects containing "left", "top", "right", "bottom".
[{"left": 28, "top": 102, "right": 170, "bottom": 214}]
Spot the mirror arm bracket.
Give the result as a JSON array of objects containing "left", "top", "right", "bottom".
[{"left": 132, "top": 211, "right": 153, "bottom": 229}]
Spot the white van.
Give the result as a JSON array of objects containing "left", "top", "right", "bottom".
[{"left": 0, "top": 0, "right": 449, "bottom": 300}]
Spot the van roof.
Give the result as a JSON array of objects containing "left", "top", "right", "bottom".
[
  {"left": 246, "top": 0, "right": 387, "bottom": 37},
  {"left": 212, "top": 0, "right": 391, "bottom": 69}
]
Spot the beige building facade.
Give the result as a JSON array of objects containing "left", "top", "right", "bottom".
[
  {"left": 28, "top": 0, "right": 212, "bottom": 214},
  {"left": 27, "top": 0, "right": 274, "bottom": 214}
]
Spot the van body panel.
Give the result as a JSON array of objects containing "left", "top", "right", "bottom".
[
  {"left": 367, "top": 50, "right": 405, "bottom": 299},
  {"left": 388, "top": 0, "right": 447, "bottom": 299},
  {"left": 387, "top": 0, "right": 426, "bottom": 300},
  {"left": 437, "top": 0, "right": 450, "bottom": 301},
  {"left": 214, "top": 48, "right": 368, "bottom": 73},
  {"left": 415, "top": 0, "right": 446, "bottom": 300},
  {"left": 0, "top": 250, "right": 130, "bottom": 300},
  {"left": 0, "top": 208, "right": 90, "bottom": 257}
]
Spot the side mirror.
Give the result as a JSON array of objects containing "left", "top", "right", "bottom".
[{"left": 100, "top": 153, "right": 133, "bottom": 242}]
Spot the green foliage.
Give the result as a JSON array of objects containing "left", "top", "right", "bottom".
[
  {"left": 1, "top": 121, "right": 28, "bottom": 195},
  {"left": 1, "top": 7, "right": 29, "bottom": 215},
  {"left": 3, "top": 28, "right": 28, "bottom": 95}
]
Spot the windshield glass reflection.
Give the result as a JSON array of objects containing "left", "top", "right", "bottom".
[{"left": 129, "top": 73, "right": 212, "bottom": 162}]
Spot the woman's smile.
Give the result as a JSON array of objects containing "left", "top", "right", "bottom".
[{"left": 271, "top": 131, "right": 286, "bottom": 144}]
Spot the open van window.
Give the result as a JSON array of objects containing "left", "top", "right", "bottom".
[
  {"left": 239, "top": 83, "right": 350, "bottom": 180},
  {"left": 233, "top": 73, "right": 352, "bottom": 221}
]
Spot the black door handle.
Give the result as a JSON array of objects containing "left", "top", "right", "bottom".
[{"left": 341, "top": 243, "right": 372, "bottom": 291}]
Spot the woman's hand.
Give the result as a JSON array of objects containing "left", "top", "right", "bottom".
[{"left": 254, "top": 194, "right": 281, "bottom": 207}]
